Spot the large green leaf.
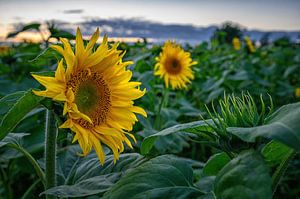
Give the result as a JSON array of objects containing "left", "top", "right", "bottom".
[
  {"left": 141, "top": 119, "right": 215, "bottom": 155},
  {"left": 0, "top": 133, "right": 29, "bottom": 148},
  {"left": 103, "top": 155, "right": 203, "bottom": 199},
  {"left": 0, "top": 133, "right": 45, "bottom": 185},
  {"left": 42, "top": 147, "right": 145, "bottom": 198},
  {"left": 0, "top": 90, "right": 44, "bottom": 140},
  {"left": 0, "top": 91, "right": 26, "bottom": 119},
  {"left": 227, "top": 102, "right": 300, "bottom": 151},
  {"left": 262, "top": 140, "right": 293, "bottom": 166},
  {"left": 203, "top": 152, "right": 230, "bottom": 176},
  {"left": 42, "top": 174, "right": 119, "bottom": 198},
  {"left": 214, "top": 151, "right": 272, "bottom": 199}
]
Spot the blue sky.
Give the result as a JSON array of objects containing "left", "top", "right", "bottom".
[{"left": 0, "top": 0, "right": 300, "bottom": 37}]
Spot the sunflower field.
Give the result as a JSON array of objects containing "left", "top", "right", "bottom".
[{"left": 0, "top": 24, "right": 300, "bottom": 199}]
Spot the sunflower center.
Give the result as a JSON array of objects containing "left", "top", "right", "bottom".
[
  {"left": 165, "top": 58, "right": 182, "bottom": 75},
  {"left": 75, "top": 80, "right": 100, "bottom": 113},
  {"left": 67, "top": 69, "right": 111, "bottom": 128}
]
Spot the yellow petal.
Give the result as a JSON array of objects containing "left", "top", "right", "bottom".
[
  {"left": 130, "top": 106, "right": 147, "bottom": 117},
  {"left": 86, "top": 28, "right": 99, "bottom": 52},
  {"left": 59, "top": 119, "right": 73, "bottom": 128},
  {"left": 55, "top": 59, "right": 66, "bottom": 82},
  {"left": 75, "top": 27, "right": 85, "bottom": 57},
  {"left": 90, "top": 134, "right": 105, "bottom": 165}
]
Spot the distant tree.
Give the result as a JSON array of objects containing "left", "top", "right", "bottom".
[
  {"left": 273, "top": 36, "right": 291, "bottom": 47},
  {"left": 260, "top": 32, "right": 271, "bottom": 46},
  {"left": 211, "top": 22, "right": 243, "bottom": 44}
]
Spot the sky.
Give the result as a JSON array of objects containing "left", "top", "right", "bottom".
[{"left": 0, "top": 0, "right": 300, "bottom": 39}]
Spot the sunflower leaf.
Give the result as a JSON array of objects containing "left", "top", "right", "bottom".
[
  {"left": 0, "top": 90, "right": 44, "bottom": 140},
  {"left": 262, "top": 140, "right": 293, "bottom": 166},
  {"left": 214, "top": 150, "right": 272, "bottom": 199},
  {"left": 141, "top": 119, "right": 215, "bottom": 155},
  {"left": 0, "top": 133, "right": 29, "bottom": 148},
  {"left": 42, "top": 149, "right": 145, "bottom": 198},
  {"left": 103, "top": 155, "right": 204, "bottom": 199},
  {"left": 203, "top": 152, "right": 231, "bottom": 176}
]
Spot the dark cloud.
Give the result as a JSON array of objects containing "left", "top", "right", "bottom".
[
  {"left": 63, "top": 9, "right": 84, "bottom": 14},
  {"left": 77, "top": 18, "right": 300, "bottom": 44}
]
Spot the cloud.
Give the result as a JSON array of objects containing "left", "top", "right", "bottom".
[
  {"left": 77, "top": 17, "right": 300, "bottom": 43},
  {"left": 63, "top": 9, "right": 84, "bottom": 14}
]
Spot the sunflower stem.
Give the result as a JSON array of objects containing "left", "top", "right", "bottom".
[
  {"left": 45, "top": 109, "right": 57, "bottom": 199},
  {"left": 154, "top": 87, "right": 168, "bottom": 130}
]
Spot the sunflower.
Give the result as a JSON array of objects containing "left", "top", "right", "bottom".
[
  {"left": 244, "top": 36, "right": 256, "bottom": 53},
  {"left": 232, "top": 37, "right": 241, "bottom": 50},
  {"left": 32, "top": 28, "right": 147, "bottom": 164},
  {"left": 0, "top": 46, "right": 10, "bottom": 56},
  {"left": 295, "top": 88, "right": 300, "bottom": 98},
  {"left": 154, "top": 41, "right": 197, "bottom": 89}
]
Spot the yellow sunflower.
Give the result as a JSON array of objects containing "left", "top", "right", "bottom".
[
  {"left": 232, "top": 37, "right": 241, "bottom": 50},
  {"left": 0, "top": 46, "right": 10, "bottom": 56},
  {"left": 154, "top": 41, "right": 197, "bottom": 89},
  {"left": 295, "top": 87, "right": 300, "bottom": 98},
  {"left": 32, "top": 28, "right": 147, "bottom": 164},
  {"left": 244, "top": 36, "right": 256, "bottom": 53}
]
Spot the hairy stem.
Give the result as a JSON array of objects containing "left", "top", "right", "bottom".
[{"left": 45, "top": 110, "right": 57, "bottom": 199}]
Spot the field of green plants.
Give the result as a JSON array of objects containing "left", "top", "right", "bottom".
[{"left": 0, "top": 24, "right": 300, "bottom": 199}]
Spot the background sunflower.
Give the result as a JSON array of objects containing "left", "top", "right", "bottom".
[{"left": 154, "top": 41, "right": 197, "bottom": 89}]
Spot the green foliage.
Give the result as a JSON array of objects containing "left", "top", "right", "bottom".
[
  {"left": 262, "top": 141, "right": 293, "bottom": 166},
  {"left": 0, "top": 133, "right": 45, "bottom": 187},
  {"left": 0, "top": 90, "right": 44, "bottom": 140},
  {"left": 41, "top": 146, "right": 145, "bottom": 197},
  {"left": 227, "top": 102, "right": 300, "bottom": 151},
  {"left": 103, "top": 155, "right": 203, "bottom": 199},
  {"left": 214, "top": 151, "right": 272, "bottom": 199},
  {"left": 204, "top": 93, "right": 273, "bottom": 137},
  {"left": 0, "top": 23, "right": 299, "bottom": 198},
  {"left": 203, "top": 152, "right": 230, "bottom": 176},
  {"left": 141, "top": 119, "right": 215, "bottom": 155}
]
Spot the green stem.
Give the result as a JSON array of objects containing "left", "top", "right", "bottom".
[
  {"left": 9, "top": 144, "right": 45, "bottom": 188},
  {"left": 154, "top": 88, "right": 168, "bottom": 130},
  {"left": 272, "top": 149, "right": 296, "bottom": 195},
  {"left": 45, "top": 110, "right": 57, "bottom": 199}
]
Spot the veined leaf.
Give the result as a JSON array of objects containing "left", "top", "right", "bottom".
[
  {"left": 0, "top": 133, "right": 29, "bottom": 148},
  {"left": 42, "top": 174, "right": 120, "bottom": 198},
  {"left": 42, "top": 148, "right": 145, "bottom": 198},
  {"left": 0, "top": 90, "right": 44, "bottom": 140},
  {"left": 103, "top": 155, "right": 203, "bottom": 199},
  {"left": 141, "top": 119, "right": 215, "bottom": 155},
  {"left": 214, "top": 151, "right": 272, "bottom": 199},
  {"left": 203, "top": 152, "right": 231, "bottom": 176},
  {"left": 0, "top": 133, "right": 45, "bottom": 185},
  {"left": 262, "top": 140, "right": 293, "bottom": 166}
]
